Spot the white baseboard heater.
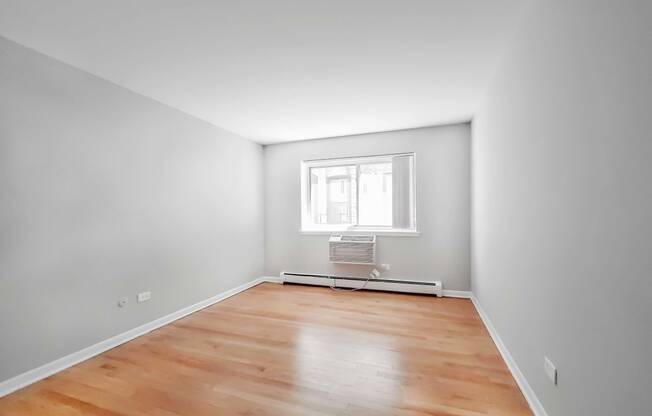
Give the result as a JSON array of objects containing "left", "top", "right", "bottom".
[{"left": 281, "top": 272, "right": 442, "bottom": 297}]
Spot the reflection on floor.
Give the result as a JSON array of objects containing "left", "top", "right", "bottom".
[{"left": 0, "top": 282, "right": 532, "bottom": 415}]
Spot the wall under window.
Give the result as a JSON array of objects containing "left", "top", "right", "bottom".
[{"left": 264, "top": 124, "right": 471, "bottom": 290}]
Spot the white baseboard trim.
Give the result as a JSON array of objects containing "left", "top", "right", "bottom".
[
  {"left": 0, "top": 277, "right": 269, "bottom": 398},
  {"left": 259, "top": 275, "right": 285, "bottom": 284},
  {"left": 442, "top": 290, "right": 471, "bottom": 298},
  {"left": 470, "top": 294, "right": 549, "bottom": 416}
]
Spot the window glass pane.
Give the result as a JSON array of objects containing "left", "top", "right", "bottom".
[
  {"left": 309, "top": 165, "right": 357, "bottom": 224},
  {"left": 302, "top": 153, "right": 415, "bottom": 231},
  {"left": 358, "top": 162, "right": 392, "bottom": 226}
]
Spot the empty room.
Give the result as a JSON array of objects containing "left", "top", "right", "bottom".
[{"left": 0, "top": 1, "right": 650, "bottom": 415}]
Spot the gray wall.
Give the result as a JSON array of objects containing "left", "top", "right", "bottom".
[
  {"left": 0, "top": 37, "right": 264, "bottom": 382},
  {"left": 264, "top": 124, "right": 471, "bottom": 290},
  {"left": 472, "top": 1, "right": 652, "bottom": 415}
]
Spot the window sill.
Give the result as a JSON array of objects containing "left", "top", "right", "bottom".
[{"left": 299, "top": 229, "right": 421, "bottom": 237}]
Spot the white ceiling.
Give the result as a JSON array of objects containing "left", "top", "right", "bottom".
[{"left": 0, "top": 1, "right": 524, "bottom": 144}]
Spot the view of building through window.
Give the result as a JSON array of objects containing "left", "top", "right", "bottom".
[
  {"left": 309, "top": 163, "right": 392, "bottom": 226},
  {"left": 310, "top": 165, "right": 357, "bottom": 224}
]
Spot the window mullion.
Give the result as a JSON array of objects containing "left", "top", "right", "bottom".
[{"left": 355, "top": 163, "right": 360, "bottom": 226}]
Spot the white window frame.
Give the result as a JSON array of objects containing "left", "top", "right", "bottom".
[{"left": 300, "top": 152, "right": 419, "bottom": 236}]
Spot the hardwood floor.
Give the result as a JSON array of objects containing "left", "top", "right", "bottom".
[{"left": 0, "top": 283, "right": 532, "bottom": 415}]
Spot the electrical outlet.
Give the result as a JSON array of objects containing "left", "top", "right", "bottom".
[
  {"left": 380, "top": 263, "right": 391, "bottom": 271},
  {"left": 117, "top": 297, "right": 128, "bottom": 308},
  {"left": 544, "top": 357, "right": 557, "bottom": 385},
  {"left": 137, "top": 291, "right": 151, "bottom": 303}
]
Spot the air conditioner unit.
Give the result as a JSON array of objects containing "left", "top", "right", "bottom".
[{"left": 329, "top": 234, "right": 376, "bottom": 264}]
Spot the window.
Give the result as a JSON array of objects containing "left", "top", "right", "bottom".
[{"left": 301, "top": 153, "right": 417, "bottom": 234}]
